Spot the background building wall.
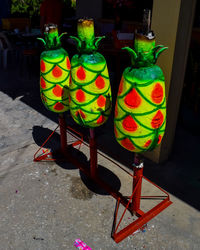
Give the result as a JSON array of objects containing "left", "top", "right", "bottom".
[
  {"left": 144, "top": 0, "right": 196, "bottom": 163},
  {"left": 76, "top": 0, "right": 102, "bottom": 21}
]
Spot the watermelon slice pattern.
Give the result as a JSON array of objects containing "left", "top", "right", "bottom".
[
  {"left": 114, "top": 65, "right": 166, "bottom": 152},
  {"left": 40, "top": 48, "right": 71, "bottom": 113},
  {"left": 69, "top": 52, "right": 112, "bottom": 128}
]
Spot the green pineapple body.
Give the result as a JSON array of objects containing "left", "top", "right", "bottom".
[
  {"left": 114, "top": 65, "right": 166, "bottom": 152},
  {"left": 70, "top": 52, "right": 112, "bottom": 128},
  {"left": 40, "top": 48, "right": 71, "bottom": 113},
  {"left": 114, "top": 29, "right": 168, "bottom": 153}
]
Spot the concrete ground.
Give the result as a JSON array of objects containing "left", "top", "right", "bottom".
[{"left": 0, "top": 59, "right": 200, "bottom": 250}]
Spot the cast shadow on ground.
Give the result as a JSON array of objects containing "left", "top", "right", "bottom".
[
  {"left": 32, "top": 125, "right": 121, "bottom": 195},
  {"left": 20, "top": 106, "right": 200, "bottom": 209},
  {"left": 32, "top": 125, "right": 78, "bottom": 170},
  {"left": 80, "top": 165, "right": 121, "bottom": 196},
  {"left": 55, "top": 144, "right": 121, "bottom": 196},
  {"left": 32, "top": 125, "right": 60, "bottom": 151}
]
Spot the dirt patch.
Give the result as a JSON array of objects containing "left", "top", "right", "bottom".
[
  {"left": 50, "top": 168, "right": 58, "bottom": 176},
  {"left": 69, "top": 176, "right": 94, "bottom": 200}
]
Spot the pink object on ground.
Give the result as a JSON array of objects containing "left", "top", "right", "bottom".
[{"left": 74, "top": 239, "right": 92, "bottom": 250}]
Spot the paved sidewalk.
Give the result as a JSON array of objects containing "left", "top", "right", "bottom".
[{"left": 0, "top": 67, "right": 200, "bottom": 249}]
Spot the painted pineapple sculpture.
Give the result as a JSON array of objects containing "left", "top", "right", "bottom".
[
  {"left": 69, "top": 19, "right": 112, "bottom": 128},
  {"left": 38, "top": 24, "right": 71, "bottom": 113},
  {"left": 114, "top": 31, "right": 167, "bottom": 152}
]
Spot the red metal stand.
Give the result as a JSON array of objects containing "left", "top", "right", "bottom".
[
  {"left": 89, "top": 128, "right": 98, "bottom": 179},
  {"left": 131, "top": 153, "right": 143, "bottom": 214},
  {"left": 111, "top": 154, "right": 172, "bottom": 243},
  {"left": 33, "top": 114, "right": 83, "bottom": 162},
  {"left": 59, "top": 113, "right": 67, "bottom": 155},
  {"left": 68, "top": 129, "right": 172, "bottom": 243},
  {"left": 33, "top": 117, "right": 172, "bottom": 243}
]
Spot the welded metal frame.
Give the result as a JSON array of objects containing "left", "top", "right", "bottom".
[
  {"left": 34, "top": 114, "right": 83, "bottom": 162},
  {"left": 33, "top": 116, "right": 172, "bottom": 243}
]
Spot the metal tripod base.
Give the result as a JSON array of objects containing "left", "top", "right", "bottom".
[
  {"left": 112, "top": 172, "right": 172, "bottom": 243},
  {"left": 33, "top": 118, "right": 172, "bottom": 243},
  {"left": 33, "top": 114, "right": 83, "bottom": 162}
]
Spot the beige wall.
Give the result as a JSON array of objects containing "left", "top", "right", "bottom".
[
  {"left": 144, "top": 0, "right": 196, "bottom": 163},
  {"left": 151, "top": 0, "right": 181, "bottom": 98}
]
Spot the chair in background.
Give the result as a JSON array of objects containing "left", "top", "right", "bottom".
[{"left": 0, "top": 32, "right": 16, "bottom": 69}]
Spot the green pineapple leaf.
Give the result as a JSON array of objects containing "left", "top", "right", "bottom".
[
  {"left": 58, "top": 32, "right": 67, "bottom": 40},
  {"left": 94, "top": 36, "right": 105, "bottom": 49},
  {"left": 70, "top": 35, "right": 82, "bottom": 51},
  {"left": 154, "top": 46, "right": 168, "bottom": 62},
  {"left": 37, "top": 38, "right": 46, "bottom": 47},
  {"left": 152, "top": 45, "right": 164, "bottom": 52},
  {"left": 151, "top": 45, "right": 164, "bottom": 58},
  {"left": 122, "top": 47, "right": 138, "bottom": 65}
]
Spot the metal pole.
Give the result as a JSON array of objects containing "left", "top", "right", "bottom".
[
  {"left": 132, "top": 153, "right": 144, "bottom": 214},
  {"left": 89, "top": 128, "right": 98, "bottom": 179},
  {"left": 142, "top": 9, "right": 151, "bottom": 35},
  {"left": 59, "top": 113, "right": 67, "bottom": 154}
]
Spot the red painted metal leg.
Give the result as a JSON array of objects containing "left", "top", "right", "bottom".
[
  {"left": 59, "top": 113, "right": 67, "bottom": 155},
  {"left": 132, "top": 153, "right": 144, "bottom": 214},
  {"left": 113, "top": 197, "right": 172, "bottom": 243},
  {"left": 89, "top": 128, "right": 98, "bottom": 179},
  {"left": 111, "top": 153, "right": 172, "bottom": 243},
  {"left": 33, "top": 125, "right": 59, "bottom": 161}
]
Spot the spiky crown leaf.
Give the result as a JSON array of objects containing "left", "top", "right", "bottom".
[
  {"left": 70, "top": 18, "right": 105, "bottom": 53},
  {"left": 123, "top": 31, "right": 168, "bottom": 68},
  {"left": 37, "top": 24, "right": 67, "bottom": 50}
]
